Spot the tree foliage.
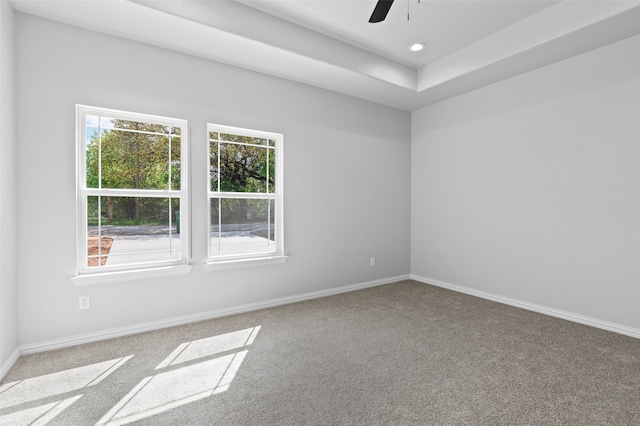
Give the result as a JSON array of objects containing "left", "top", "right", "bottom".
[
  {"left": 86, "top": 123, "right": 276, "bottom": 227},
  {"left": 210, "top": 135, "right": 275, "bottom": 225},
  {"left": 210, "top": 137, "right": 275, "bottom": 193},
  {"left": 86, "top": 120, "right": 181, "bottom": 224}
]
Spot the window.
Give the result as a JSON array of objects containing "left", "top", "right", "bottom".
[
  {"left": 206, "top": 124, "right": 285, "bottom": 269},
  {"left": 75, "top": 105, "right": 190, "bottom": 281}
]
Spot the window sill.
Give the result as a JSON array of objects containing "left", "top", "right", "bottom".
[
  {"left": 203, "top": 255, "right": 288, "bottom": 272},
  {"left": 72, "top": 264, "right": 193, "bottom": 286}
]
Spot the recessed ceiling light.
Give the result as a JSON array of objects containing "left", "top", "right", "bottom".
[{"left": 409, "top": 42, "right": 426, "bottom": 52}]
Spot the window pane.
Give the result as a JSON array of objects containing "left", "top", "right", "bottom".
[
  {"left": 170, "top": 135, "right": 181, "bottom": 190},
  {"left": 171, "top": 198, "right": 181, "bottom": 234},
  {"left": 268, "top": 148, "right": 275, "bottom": 193},
  {"left": 269, "top": 198, "right": 276, "bottom": 249},
  {"left": 87, "top": 196, "right": 110, "bottom": 267},
  {"left": 99, "top": 116, "right": 114, "bottom": 129},
  {"left": 107, "top": 118, "right": 170, "bottom": 135},
  {"left": 206, "top": 124, "right": 281, "bottom": 263},
  {"left": 86, "top": 114, "right": 99, "bottom": 128},
  {"left": 210, "top": 198, "right": 220, "bottom": 257},
  {"left": 100, "top": 129, "right": 170, "bottom": 190},
  {"left": 219, "top": 143, "right": 268, "bottom": 193},
  {"left": 220, "top": 134, "right": 267, "bottom": 146},
  {"left": 87, "top": 196, "right": 99, "bottom": 226},
  {"left": 210, "top": 142, "right": 219, "bottom": 192},
  {"left": 85, "top": 130, "right": 102, "bottom": 189},
  {"left": 87, "top": 196, "right": 181, "bottom": 267},
  {"left": 212, "top": 198, "right": 272, "bottom": 256}
]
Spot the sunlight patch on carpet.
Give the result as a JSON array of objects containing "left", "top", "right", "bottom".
[
  {"left": 155, "top": 326, "right": 261, "bottom": 369},
  {"left": 96, "top": 351, "right": 248, "bottom": 426},
  {"left": 96, "top": 326, "right": 261, "bottom": 425},
  {"left": 0, "top": 395, "right": 82, "bottom": 426},
  {"left": 0, "top": 356, "right": 132, "bottom": 409}
]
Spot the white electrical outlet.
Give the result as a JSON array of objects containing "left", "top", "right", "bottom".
[
  {"left": 79, "top": 295, "right": 91, "bottom": 310},
  {"left": 370, "top": 257, "right": 376, "bottom": 267}
]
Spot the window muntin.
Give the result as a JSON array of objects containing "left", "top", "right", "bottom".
[
  {"left": 208, "top": 125, "right": 283, "bottom": 261},
  {"left": 77, "top": 106, "right": 189, "bottom": 275}
]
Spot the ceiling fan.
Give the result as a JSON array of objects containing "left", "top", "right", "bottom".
[{"left": 369, "top": 0, "right": 394, "bottom": 23}]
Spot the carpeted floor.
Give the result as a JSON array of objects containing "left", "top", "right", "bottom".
[{"left": 1, "top": 280, "right": 639, "bottom": 425}]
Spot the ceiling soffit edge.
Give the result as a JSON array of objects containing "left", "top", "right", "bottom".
[{"left": 9, "top": 0, "right": 640, "bottom": 112}]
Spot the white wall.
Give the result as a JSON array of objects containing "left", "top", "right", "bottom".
[
  {"left": 0, "top": 0, "right": 19, "bottom": 370},
  {"left": 15, "top": 14, "right": 411, "bottom": 346},
  {"left": 14, "top": 8, "right": 638, "bottom": 351},
  {"left": 412, "top": 35, "right": 640, "bottom": 330}
]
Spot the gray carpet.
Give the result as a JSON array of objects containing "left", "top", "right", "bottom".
[{"left": 1, "top": 280, "right": 640, "bottom": 425}]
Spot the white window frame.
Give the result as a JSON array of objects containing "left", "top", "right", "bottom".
[
  {"left": 204, "top": 124, "right": 286, "bottom": 271},
  {"left": 73, "top": 105, "right": 191, "bottom": 285}
]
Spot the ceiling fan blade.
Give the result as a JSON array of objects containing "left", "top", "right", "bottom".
[{"left": 369, "top": 0, "right": 394, "bottom": 23}]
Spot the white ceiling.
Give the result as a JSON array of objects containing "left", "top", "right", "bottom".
[
  {"left": 10, "top": 0, "right": 640, "bottom": 111},
  {"left": 241, "top": 0, "right": 562, "bottom": 69}
]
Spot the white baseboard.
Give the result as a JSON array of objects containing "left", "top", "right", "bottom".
[
  {"left": 19, "top": 274, "right": 410, "bottom": 355},
  {"left": 411, "top": 274, "right": 640, "bottom": 340},
  {"left": 0, "top": 348, "right": 21, "bottom": 382}
]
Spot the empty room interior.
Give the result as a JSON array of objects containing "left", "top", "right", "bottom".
[{"left": 1, "top": 0, "right": 640, "bottom": 424}]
